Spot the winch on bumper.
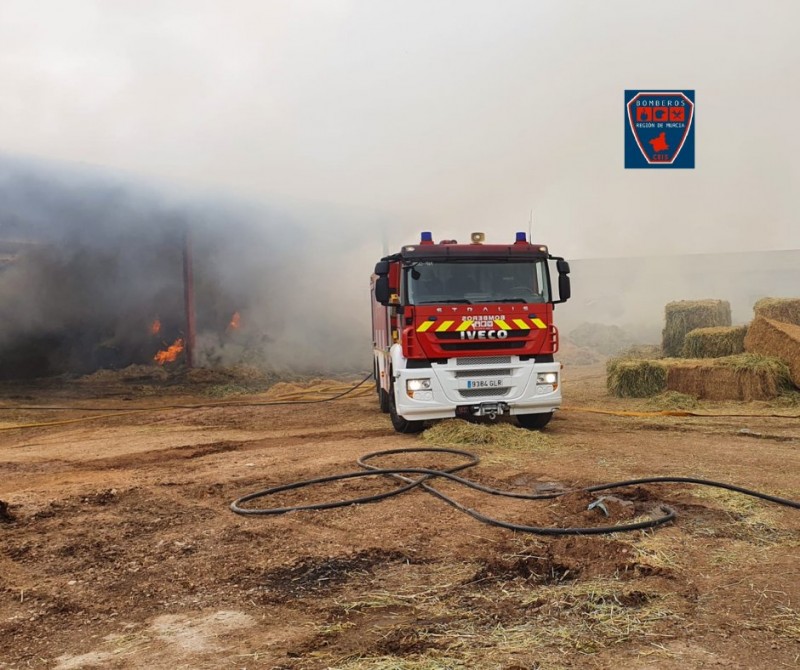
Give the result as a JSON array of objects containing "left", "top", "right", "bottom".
[{"left": 391, "top": 353, "right": 562, "bottom": 421}]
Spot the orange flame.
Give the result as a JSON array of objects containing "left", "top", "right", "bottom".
[
  {"left": 150, "top": 319, "right": 161, "bottom": 336},
  {"left": 229, "top": 312, "right": 241, "bottom": 330},
  {"left": 154, "top": 338, "right": 184, "bottom": 365}
]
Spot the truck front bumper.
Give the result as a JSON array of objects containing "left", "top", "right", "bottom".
[{"left": 393, "top": 356, "right": 562, "bottom": 422}]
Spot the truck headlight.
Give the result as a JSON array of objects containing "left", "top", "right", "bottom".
[
  {"left": 407, "top": 378, "right": 431, "bottom": 392},
  {"left": 537, "top": 372, "right": 558, "bottom": 385}
]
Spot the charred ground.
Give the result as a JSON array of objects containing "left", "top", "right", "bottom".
[{"left": 1, "top": 365, "right": 799, "bottom": 669}]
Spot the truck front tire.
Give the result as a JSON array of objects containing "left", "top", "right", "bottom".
[
  {"left": 517, "top": 411, "right": 553, "bottom": 430},
  {"left": 388, "top": 382, "right": 425, "bottom": 434}
]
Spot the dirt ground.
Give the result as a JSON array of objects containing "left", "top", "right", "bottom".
[{"left": 1, "top": 365, "right": 799, "bottom": 669}]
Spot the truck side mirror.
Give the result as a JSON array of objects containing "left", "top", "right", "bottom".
[
  {"left": 558, "top": 274, "right": 571, "bottom": 303},
  {"left": 549, "top": 257, "right": 571, "bottom": 304},
  {"left": 375, "top": 275, "right": 391, "bottom": 304},
  {"left": 375, "top": 260, "right": 390, "bottom": 275}
]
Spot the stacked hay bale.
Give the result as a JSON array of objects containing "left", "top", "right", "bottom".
[
  {"left": 753, "top": 298, "right": 800, "bottom": 326},
  {"left": 682, "top": 325, "right": 747, "bottom": 358},
  {"left": 665, "top": 354, "right": 791, "bottom": 401},
  {"left": 608, "top": 297, "right": 800, "bottom": 401},
  {"left": 606, "top": 358, "right": 667, "bottom": 397},
  {"left": 744, "top": 317, "right": 800, "bottom": 388},
  {"left": 607, "top": 354, "right": 790, "bottom": 400},
  {"left": 662, "top": 300, "right": 731, "bottom": 357}
]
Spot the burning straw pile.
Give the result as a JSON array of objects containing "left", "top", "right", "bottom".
[
  {"left": 682, "top": 325, "right": 747, "bottom": 358},
  {"left": 753, "top": 298, "right": 800, "bottom": 326},
  {"left": 662, "top": 300, "right": 731, "bottom": 357}
]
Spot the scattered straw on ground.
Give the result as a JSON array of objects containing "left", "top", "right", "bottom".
[
  {"left": 643, "top": 391, "right": 700, "bottom": 410},
  {"left": 421, "top": 419, "right": 554, "bottom": 451},
  {"left": 753, "top": 297, "right": 800, "bottom": 326},
  {"left": 662, "top": 300, "right": 731, "bottom": 357},
  {"left": 78, "top": 364, "right": 169, "bottom": 383},
  {"left": 683, "top": 325, "right": 747, "bottom": 358}
]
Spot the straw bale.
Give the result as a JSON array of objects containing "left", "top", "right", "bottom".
[
  {"left": 744, "top": 317, "right": 800, "bottom": 387},
  {"left": 662, "top": 300, "right": 731, "bottom": 357},
  {"left": 666, "top": 354, "right": 791, "bottom": 400},
  {"left": 753, "top": 298, "right": 800, "bottom": 326},
  {"left": 606, "top": 359, "right": 667, "bottom": 397},
  {"left": 682, "top": 325, "right": 747, "bottom": 358}
]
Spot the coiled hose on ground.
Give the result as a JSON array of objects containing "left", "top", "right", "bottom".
[{"left": 230, "top": 446, "right": 800, "bottom": 535}]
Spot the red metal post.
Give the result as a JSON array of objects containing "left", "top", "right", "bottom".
[{"left": 182, "top": 229, "right": 197, "bottom": 368}]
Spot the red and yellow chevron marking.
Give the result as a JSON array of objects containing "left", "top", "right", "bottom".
[{"left": 416, "top": 317, "right": 547, "bottom": 333}]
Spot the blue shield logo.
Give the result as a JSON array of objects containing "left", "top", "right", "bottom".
[{"left": 625, "top": 90, "right": 695, "bottom": 169}]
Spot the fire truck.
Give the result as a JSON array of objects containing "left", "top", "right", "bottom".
[{"left": 371, "top": 231, "right": 571, "bottom": 433}]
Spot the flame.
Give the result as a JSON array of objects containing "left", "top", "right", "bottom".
[
  {"left": 154, "top": 338, "right": 184, "bottom": 365},
  {"left": 228, "top": 312, "right": 241, "bottom": 330},
  {"left": 150, "top": 319, "right": 161, "bottom": 336}
]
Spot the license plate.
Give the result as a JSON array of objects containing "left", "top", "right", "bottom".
[{"left": 463, "top": 379, "right": 505, "bottom": 389}]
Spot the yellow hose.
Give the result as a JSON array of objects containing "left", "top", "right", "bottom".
[
  {"left": 561, "top": 406, "right": 800, "bottom": 419},
  {"left": 0, "top": 409, "right": 152, "bottom": 431},
  {"left": 2, "top": 388, "right": 795, "bottom": 432},
  {"left": 0, "top": 384, "right": 373, "bottom": 432}
]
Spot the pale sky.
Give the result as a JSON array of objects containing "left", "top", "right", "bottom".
[{"left": 1, "top": 0, "right": 798, "bottom": 258}]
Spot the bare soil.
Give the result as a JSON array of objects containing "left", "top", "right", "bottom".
[{"left": 1, "top": 365, "right": 799, "bottom": 669}]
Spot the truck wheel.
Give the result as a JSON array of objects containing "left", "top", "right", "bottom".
[
  {"left": 517, "top": 411, "right": 553, "bottom": 430},
  {"left": 389, "top": 383, "right": 425, "bottom": 434}
]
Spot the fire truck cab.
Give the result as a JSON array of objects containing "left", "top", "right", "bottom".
[{"left": 371, "top": 232, "right": 571, "bottom": 433}]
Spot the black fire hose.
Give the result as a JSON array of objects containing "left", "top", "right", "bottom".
[{"left": 230, "top": 447, "right": 800, "bottom": 535}]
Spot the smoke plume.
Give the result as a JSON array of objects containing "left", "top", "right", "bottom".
[{"left": 0, "top": 156, "right": 377, "bottom": 378}]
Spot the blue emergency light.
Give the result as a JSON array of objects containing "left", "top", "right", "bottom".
[{"left": 515, "top": 232, "right": 526, "bottom": 242}]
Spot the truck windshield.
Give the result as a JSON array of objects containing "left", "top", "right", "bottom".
[{"left": 405, "top": 261, "right": 550, "bottom": 305}]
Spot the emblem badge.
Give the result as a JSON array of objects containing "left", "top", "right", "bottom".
[{"left": 625, "top": 90, "right": 695, "bottom": 168}]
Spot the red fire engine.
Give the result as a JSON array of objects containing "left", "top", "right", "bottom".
[{"left": 371, "top": 231, "right": 571, "bottom": 433}]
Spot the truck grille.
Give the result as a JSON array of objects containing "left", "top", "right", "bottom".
[
  {"left": 456, "top": 356, "right": 511, "bottom": 366},
  {"left": 454, "top": 368, "right": 511, "bottom": 378},
  {"left": 459, "top": 387, "right": 511, "bottom": 398},
  {"left": 435, "top": 331, "right": 529, "bottom": 339},
  {"left": 441, "top": 341, "right": 525, "bottom": 351}
]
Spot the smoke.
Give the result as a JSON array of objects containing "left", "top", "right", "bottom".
[
  {"left": 1, "top": 1, "right": 798, "bottom": 259},
  {"left": 0, "top": 156, "right": 379, "bottom": 377},
  {"left": 557, "top": 250, "right": 800, "bottom": 347},
  {"left": 1, "top": 2, "right": 799, "bottom": 374}
]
